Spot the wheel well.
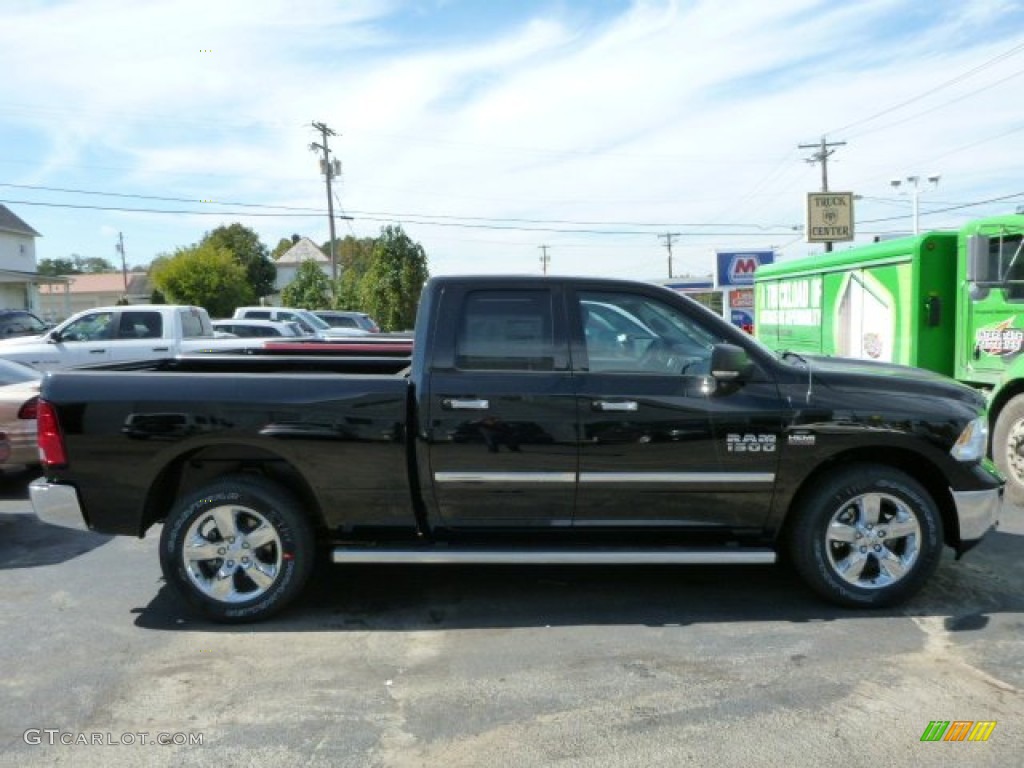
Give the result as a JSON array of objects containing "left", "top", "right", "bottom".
[
  {"left": 139, "top": 444, "right": 324, "bottom": 535},
  {"left": 779, "top": 448, "right": 960, "bottom": 549}
]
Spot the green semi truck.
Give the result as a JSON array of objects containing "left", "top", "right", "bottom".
[{"left": 754, "top": 213, "right": 1024, "bottom": 501}]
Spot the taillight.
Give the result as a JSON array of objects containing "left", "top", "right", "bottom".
[
  {"left": 18, "top": 395, "right": 39, "bottom": 420},
  {"left": 36, "top": 399, "right": 67, "bottom": 468}
]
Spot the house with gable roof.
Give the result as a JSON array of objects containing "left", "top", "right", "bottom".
[
  {"left": 37, "top": 271, "right": 154, "bottom": 321},
  {"left": 272, "top": 237, "right": 332, "bottom": 301},
  {"left": 0, "top": 203, "right": 64, "bottom": 313}
]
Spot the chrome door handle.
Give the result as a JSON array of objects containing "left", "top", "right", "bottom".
[
  {"left": 593, "top": 400, "right": 638, "bottom": 412},
  {"left": 443, "top": 398, "right": 490, "bottom": 410}
]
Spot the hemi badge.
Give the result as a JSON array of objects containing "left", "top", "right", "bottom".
[{"left": 788, "top": 432, "right": 815, "bottom": 446}]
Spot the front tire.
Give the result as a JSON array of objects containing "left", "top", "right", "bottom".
[
  {"left": 993, "top": 395, "right": 1024, "bottom": 505},
  {"left": 159, "top": 475, "right": 315, "bottom": 622},
  {"left": 788, "top": 464, "right": 943, "bottom": 608}
]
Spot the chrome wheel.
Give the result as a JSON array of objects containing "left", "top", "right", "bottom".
[
  {"left": 825, "top": 491, "right": 921, "bottom": 590},
  {"left": 181, "top": 504, "right": 283, "bottom": 604}
]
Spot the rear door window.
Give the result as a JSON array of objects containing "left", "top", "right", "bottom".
[{"left": 455, "top": 290, "right": 556, "bottom": 371}]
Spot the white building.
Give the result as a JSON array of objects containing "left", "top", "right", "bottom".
[
  {"left": 272, "top": 237, "right": 331, "bottom": 301},
  {"left": 0, "top": 204, "right": 60, "bottom": 312}
]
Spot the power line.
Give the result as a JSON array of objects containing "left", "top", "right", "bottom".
[
  {"left": 0, "top": 196, "right": 801, "bottom": 236},
  {"left": 0, "top": 182, "right": 324, "bottom": 212},
  {"left": 5, "top": 190, "right": 1018, "bottom": 237},
  {"left": 826, "top": 39, "right": 1024, "bottom": 136},
  {"left": 0, "top": 180, "right": 798, "bottom": 230},
  {"left": 844, "top": 66, "right": 1024, "bottom": 140},
  {"left": 857, "top": 190, "right": 1024, "bottom": 224}
]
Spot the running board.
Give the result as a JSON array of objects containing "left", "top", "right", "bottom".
[{"left": 331, "top": 547, "right": 776, "bottom": 565}]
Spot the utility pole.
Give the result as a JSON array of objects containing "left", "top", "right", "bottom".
[
  {"left": 115, "top": 232, "right": 128, "bottom": 293},
  {"left": 658, "top": 232, "right": 680, "bottom": 278},
  {"left": 539, "top": 245, "right": 550, "bottom": 275},
  {"left": 310, "top": 121, "right": 341, "bottom": 283},
  {"left": 799, "top": 136, "right": 846, "bottom": 252}
]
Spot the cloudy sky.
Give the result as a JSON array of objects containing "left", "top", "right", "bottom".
[{"left": 1, "top": 0, "right": 1022, "bottom": 280}]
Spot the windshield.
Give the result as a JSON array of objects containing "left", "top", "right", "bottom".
[
  {"left": 991, "top": 233, "right": 1024, "bottom": 299},
  {"left": 296, "top": 309, "right": 330, "bottom": 330}
]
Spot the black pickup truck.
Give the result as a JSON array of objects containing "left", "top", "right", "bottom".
[{"left": 30, "top": 275, "right": 1002, "bottom": 621}]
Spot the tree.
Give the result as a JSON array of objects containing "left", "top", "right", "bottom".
[
  {"left": 200, "top": 223, "right": 276, "bottom": 299},
  {"left": 281, "top": 260, "right": 332, "bottom": 310},
  {"left": 37, "top": 257, "right": 80, "bottom": 276},
  {"left": 75, "top": 256, "right": 116, "bottom": 273},
  {"left": 359, "top": 225, "right": 429, "bottom": 331},
  {"left": 150, "top": 243, "right": 254, "bottom": 317},
  {"left": 331, "top": 236, "right": 376, "bottom": 310}
]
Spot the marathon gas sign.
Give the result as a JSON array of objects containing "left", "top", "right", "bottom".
[{"left": 716, "top": 251, "right": 775, "bottom": 287}]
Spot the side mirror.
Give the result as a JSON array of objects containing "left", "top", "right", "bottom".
[
  {"left": 967, "top": 234, "right": 991, "bottom": 283},
  {"left": 710, "top": 343, "right": 754, "bottom": 382},
  {"left": 48, "top": 330, "right": 62, "bottom": 344}
]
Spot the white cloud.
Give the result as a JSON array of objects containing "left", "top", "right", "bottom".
[{"left": 1, "top": 0, "right": 1022, "bottom": 278}]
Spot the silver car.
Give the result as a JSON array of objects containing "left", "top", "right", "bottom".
[{"left": 0, "top": 358, "right": 42, "bottom": 471}]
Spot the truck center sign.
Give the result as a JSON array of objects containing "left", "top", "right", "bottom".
[{"left": 806, "top": 192, "right": 855, "bottom": 243}]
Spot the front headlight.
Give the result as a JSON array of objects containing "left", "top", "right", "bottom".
[{"left": 951, "top": 416, "right": 989, "bottom": 462}]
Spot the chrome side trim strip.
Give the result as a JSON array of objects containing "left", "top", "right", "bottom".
[
  {"left": 434, "top": 472, "right": 576, "bottom": 484},
  {"left": 579, "top": 472, "right": 775, "bottom": 484},
  {"left": 333, "top": 548, "right": 777, "bottom": 565},
  {"left": 434, "top": 471, "right": 775, "bottom": 484}
]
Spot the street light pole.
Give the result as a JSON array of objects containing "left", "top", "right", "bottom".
[{"left": 890, "top": 174, "right": 940, "bottom": 235}]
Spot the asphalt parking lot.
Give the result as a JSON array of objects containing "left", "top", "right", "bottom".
[{"left": 1, "top": 470, "right": 1022, "bottom": 768}]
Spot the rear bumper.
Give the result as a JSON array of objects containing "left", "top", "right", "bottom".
[
  {"left": 951, "top": 486, "right": 1002, "bottom": 543},
  {"left": 29, "top": 478, "right": 88, "bottom": 532}
]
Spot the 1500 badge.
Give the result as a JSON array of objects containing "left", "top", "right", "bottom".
[{"left": 726, "top": 434, "right": 776, "bottom": 452}]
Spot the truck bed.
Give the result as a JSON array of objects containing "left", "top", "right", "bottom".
[{"left": 41, "top": 357, "right": 414, "bottom": 536}]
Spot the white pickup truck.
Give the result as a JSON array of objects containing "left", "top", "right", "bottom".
[{"left": 0, "top": 305, "right": 241, "bottom": 369}]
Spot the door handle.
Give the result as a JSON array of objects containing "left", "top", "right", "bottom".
[
  {"left": 151, "top": 347, "right": 171, "bottom": 352},
  {"left": 443, "top": 398, "right": 490, "bottom": 410},
  {"left": 89, "top": 349, "right": 107, "bottom": 354},
  {"left": 593, "top": 400, "right": 638, "bottom": 412}
]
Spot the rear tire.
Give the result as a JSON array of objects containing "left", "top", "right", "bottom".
[
  {"left": 788, "top": 464, "right": 943, "bottom": 608},
  {"left": 159, "top": 475, "right": 315, "bottom": 623}
]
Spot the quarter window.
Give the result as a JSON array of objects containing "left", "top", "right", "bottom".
[{"left": 180, "top": 309, "right": 212, "bottom": 338}]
